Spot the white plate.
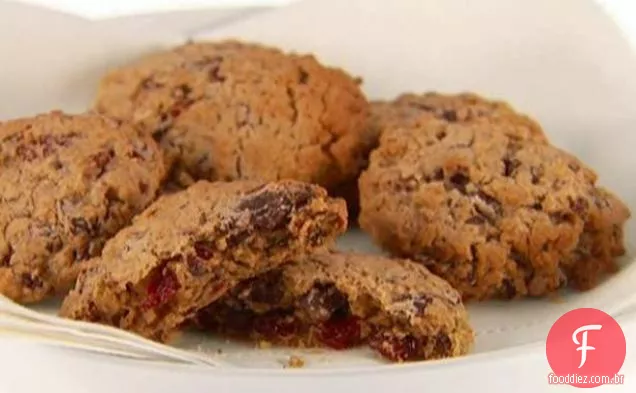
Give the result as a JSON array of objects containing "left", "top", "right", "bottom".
[{"left": 1, "top": 0, "right": 636, "bottom": 391}]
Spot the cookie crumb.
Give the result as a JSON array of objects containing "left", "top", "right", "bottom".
[
  {"left": 216, "top": 348, "right": 224, "bottom": 354},
  {"left": 548, "top": 292, "right": 565, "bottom": 304},
  {"left": 285, "top": 355, "right": 305, "bottom": 368},
  {"left": 257, "top": 340, "right": 272, "bottom": 349}
]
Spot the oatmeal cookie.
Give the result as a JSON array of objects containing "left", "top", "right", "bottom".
[
  {"left": 94, "top": 40, "right": 370, "bottom": 191},
  {"left": 340, "top": 92, "right": 548, "bottom": 223},
  {"left": 59, "top": 180, "right": 347, "bottom": 342},
  {"left": 358, "top": 119, "right": 630, "bottom": 300},
  {"left": 0, "top": 111, "right": 166, "bottom": 303},
  {"left": 196, "top": 251, "right": 473, "bottom": 362}
]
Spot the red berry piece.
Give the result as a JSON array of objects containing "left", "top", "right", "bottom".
[
  {"left": 316, "top": 317, "right": 361, "bottom": 350},
  {"left": 142, "top": 268, "right": 180, "bottom": 310},
  {"left": 368, "top": 331, "right": 421, "bottom": 362}
]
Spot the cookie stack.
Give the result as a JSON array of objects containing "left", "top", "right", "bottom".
[{"left": 0, "top": 39, "right": 629, "bottom": 364}]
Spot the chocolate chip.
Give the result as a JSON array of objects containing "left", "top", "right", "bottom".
[
  {"left": 530, "top": 166, "right": 543, "bottom": 184},
  {"left": 442, "top": 110, "right": 458, "bottom": 122},
  {"left": 91, "top": 149, "right": 115, "bottom": 179},
  {"left": 432, "top": 168, "right": 444, "bottom": 181},
  {"left": 433, "top": 333, "right": 452, "bottom": 356},
  {"left": 16, "top": 145, "right": 38, "bottom": 161},
  {"left": 569, "top": 196, "right": 588, "bottom": 215},
  {"left": 448, "top": 172, "right": 469, "bottom": 193},
  {"left": 530, "top": 202, "right": 542, "bottom": 210},
  {"left": 299, "top": 283, "right": 349, "bottom": 322},
  {"left": 1, "top": 246, "right": 12, "bottom": 267},
  {"left": 550, "top": 211, "right": 575, "bottom": 225},
  {"left": 226, "top": 229, "right": 250, "bottom": 248},
  {"left": 510, "top": 250, "right": 530, "bottom": 268},
  {"left": 194, "top": 241, "right": 215, "bottom": 260},
  {"left": 413, "top": 296, "right": 432, "bottom": 315},
  {"left": 500, "top": 279, "right": 517, "bottom": 299},
  {"left": 298, "top": 68, "right": 309, "bottom": 84},
  {"left": 187, "top": 255, "right": 207, "bottom": 276},
  {"left": 436, "top": 130, "right": 447, "bottom": 140},
  {"left": 21, "top": 273, "right": 43, "bottom": 289},
  {"left": 130, "top": 142, "right": 152, "bottom": 160},
  {"left": 243, "top": 270, "right": 284, "bottom": 305},
  {"left": 502, "top": 157, "right": 520, "bottom": 177},
  {"left": 172, "top": 84, "right": 192, "bottom": 99},
  {"left": 200, "top": 57, "right": 225, "bottom": 82},
  {"left": 237, "top": 190, "right": 295, "bottom": 231},
  {"left": 45, "top": 237, "right": 63, "bottom": 254},
  {"left": 50, "top": 158, "right": 63, "bottom": 170}
]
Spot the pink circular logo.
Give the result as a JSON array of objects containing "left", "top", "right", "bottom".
[{"left": 546, "top": 308, "right": 626, "bottom": 388}]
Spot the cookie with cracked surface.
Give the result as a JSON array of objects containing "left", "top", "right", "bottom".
[
  {"left": 369, "top": 92, "right": 547, "bottom": 143},
  {"left": 94, "top": 40, "right": 370, "bottom": 191},
  {"left": 337, "top": 92, "right": 548, "bottom": 224},
  {"left": 0, "top": 111, "right": 166, "bottom": 304},
  {"left": 358, "top": 119, "right": 630, "bottom": 300},
  {"left": 195, "top": 251, "right": 473, "bottom": 362},
  {"left": 59, "top": 180, "right": 347, "bottom": 342}
]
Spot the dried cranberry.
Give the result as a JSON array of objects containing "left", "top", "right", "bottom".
[
  {"left": 142, "top": 268, "right": 180, "bottom": 310},
  {"left": 368, "top": 331, "right": 421, "bottom": 362},
  {"left": 253, "top": 315, "right": 299, "bottom": 339},
  {"left": 316, "top": 317, "right": 361, "bottom": 350},
  {"left": 194, "top": 240, "right": 214, "bottom": 260}
]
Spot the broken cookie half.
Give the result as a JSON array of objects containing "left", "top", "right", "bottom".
[
  {"left": 59, "top": 180, "right": 347, "bottom": 342},
  {"left": 195, "top": 251, "right": 474, "bottom": 362}
]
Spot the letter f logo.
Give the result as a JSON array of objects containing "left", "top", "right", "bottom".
[{"left": 572, "top": 324, "right": 603, "bottom": 368}]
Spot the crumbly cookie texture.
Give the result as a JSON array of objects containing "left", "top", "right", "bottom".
[
  {"left": 358, "top": 119, "right": 630, "bottom": 300},
  {"left": 94, "top": 40, "right": 371, "bottom": 191},
  {"left": 59, "top": 180, "right": 347, "bottom": 342},
  {"left": 0, "top": 111, "right": 166, "bottom": 304},
  {"left": 195, "top": 251, "right": 474, "bottom": 362},
  {"left": 339, "top": 92, "right": 548, "bottom": 224}
]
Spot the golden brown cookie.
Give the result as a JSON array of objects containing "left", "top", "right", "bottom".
[
  {"left": 59, "top": 180, "right": 347, "bottom": 342},
  {"left": 196, "top": 251, "right": 474, "bottom": 362},
  {"left": 0, "top": 111, "right": 166, "bottom": 304},
  {"left": 94, "top": 40, "right": 371, "bottom": 191},
  {"left": 339, "top": 92, "right": 548, "bottom": 224},
  {"left": 358, "top": 119, "right": 630, "bottom": 300}
]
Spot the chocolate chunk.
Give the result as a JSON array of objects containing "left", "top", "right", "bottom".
[
  {"left": 237, "top": 190, "right": 297, "bottom": 231},
  {"left": 299, "top": 283, "right": 349, "bottom": 322},
  {"left": 243, "top": 270, "right": 284, "bottom": 305},
  {"left": 1, "top": 247, "right": 12, "bottom": 267},
  {"left": 194, "top": 241, "right": 215, "bottom": 260},
  {"left": 433, "top": 333, "right": 452, "bottom": 356},
  {"left": 448, "top": 172, "right": 469, "bottom": 193},
  {"left": 298, "top": 68, "right": 309, "bottom": 84},
  {"left": 21, "top": 273, "right": 44, "bottom": 289},
  {"left": 442, "top": 110, "right": 458, "bottom": 122},
  {"left": 186, "top": 255, "right": 207, "bottom": 276},
  {"left": 413, "top": 295, "right": 432, "bottom": 315},
  {"left": 502, "top": 157, "right": 520, "bottom": 177}
]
